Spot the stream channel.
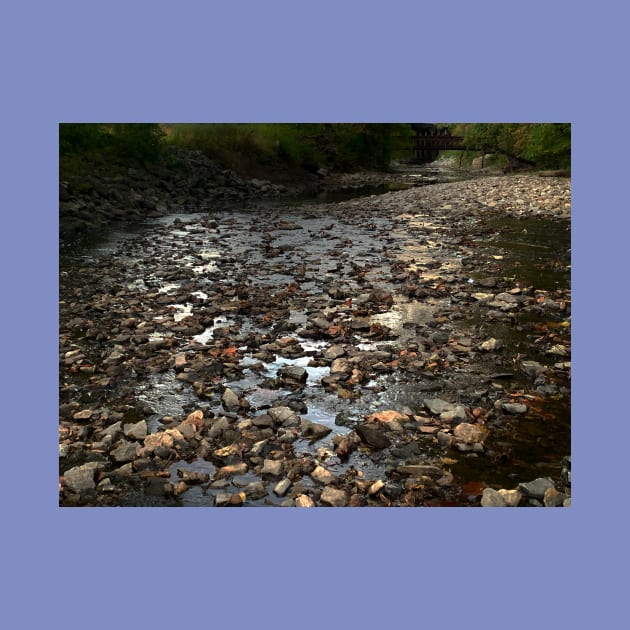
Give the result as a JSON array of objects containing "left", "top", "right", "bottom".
[{"left": 59, "top": 164, "right": 571, "bottom": 507}]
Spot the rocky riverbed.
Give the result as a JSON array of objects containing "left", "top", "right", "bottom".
[{"left": 59, "top": 170, "right": 571, "bottom": 507}]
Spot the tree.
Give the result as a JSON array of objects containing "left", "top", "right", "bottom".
[{"left": 453, "top": 123, "right": 570, "bottom": 169}]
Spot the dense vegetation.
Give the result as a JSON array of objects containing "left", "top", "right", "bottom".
[
  {"left": 59, "top": 123, "right": 570, "bottom": 180},
  {"left": 164, "top": 123, "right": 415, "bottom": 173},
  {"left": 451, "top": 123, "right": 571, "bottom": 169}
]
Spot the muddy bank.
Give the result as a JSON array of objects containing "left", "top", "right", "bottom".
[{"left": 59, "top": 173, "right": 571, "bottom": 507}]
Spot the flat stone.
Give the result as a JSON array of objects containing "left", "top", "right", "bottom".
[
  {"left": 208, "top": 416, "right": 231, "bottom": 438},
  {"left": 300, "top": 419, "right": 332, "bottom": 441},
  {"left": 324, "top": 345, "right": 345, "bottom": 360},
  {"left": 252, "top": 414, "right": 274, "bottom": 428},
  {"left": 278, "top": 366, "right": 308, "bottom": 383},
  {"left": 176, "top": 469, "right": 210, "bottom": 483},
  {"left": 215, "top": 462, "right": 248, "bottom": 479},
  {"left": 110, "top": 440, "right": 138, "bottom": 462},
  {"left": 330, "top": 358, "right": 351, "bottom": 374},
  {"left": 63, "top": 462, "right": 101, "bottom": 494},
  {"left": 261, "top": 459, "right": 283, "bottom": 476},
  {"left": 355, "top": 424, "right": 390, "bottom": 449},
  {"left": 123, "top": 420, "right": 147, "bottom": 440},
  {"left": 310, "top": 465, "right": 337, "bottom": 485},
  {"left": 502, "top": 402, "right": 528, "bottom": 415},
  {"left": 320, "top": 486, "right": 348, "bottom": 507},
  {"left": 73, "top": 409, "right": 95, "bottom": 421},
  {"left": 214, "top": 493, "right": 232, "bottom": 506},
  {"left": 366, "top": 410, "right": 408, "bottom": 425},
  {"left": 440, "top": 405, "right": 467, "bottom": 423},
  {"left": 424, "top": 398, "right": 454, "bottom": 415},
  {"left": 395, "top": 464, "right": 443, "bottom": 478}
]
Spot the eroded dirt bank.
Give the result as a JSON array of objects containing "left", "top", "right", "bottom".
[{"left": 59, "top": 173, "right": 571, "bottom": 507}]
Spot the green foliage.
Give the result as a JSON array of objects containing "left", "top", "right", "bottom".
[
  {"left": 59, "top": 123, "right": 107, "bottom": 153},
  {"left": 108, "top": 124, "right": 165, "bottom": 163},
  {"left": 59, "top": 123, "right": 165, "bottom": 165},
  {"left": 164, "top": 123, "right": 413, "bottom": 173},
  {"left": 452, "top": 123, "right": 570, "bottom": 169},
  {"left": 522, "top": 123, "right": 571, "bottom": 168}
]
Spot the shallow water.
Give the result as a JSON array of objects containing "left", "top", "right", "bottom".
[{"left": 60, "top": 167, "right": 570, "bottom": 505}]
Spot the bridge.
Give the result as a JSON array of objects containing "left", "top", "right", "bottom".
[
  {"left": 404, "top": 125, "right": 536, "bottom": 167},
  {"left": 408, "top": 125, "right": 466, "bottom": 162}
]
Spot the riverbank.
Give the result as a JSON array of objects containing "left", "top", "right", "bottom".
[
  {"left": 59, "top": 171, "right": 571, "bottom": 507},
  {"left": 60, "top": 145, "right": 559, "bottom": 241},
  {"left": 59, "top": 145, "right": 323, "bottom": 241}
]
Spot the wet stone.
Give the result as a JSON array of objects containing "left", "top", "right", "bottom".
[
  {"left": 268, "top": 406, "right": 300, "bottom": 427},
  {"left": 277, "top": 366, "right": 308, "bottom": 386},
  {"left": 300, "top": 419, "right": 332, "bottom": 441},
  {"left": 396, "top": 464, "right": 443, "bottom": 478},
  {"left": 310, "top": 465, "right": 337, "bottom": 485},
  {"left": 518, "top": 477, "right": 556, "bottom": 499},
  {"left": 355, "top": 424, "right": 390, "bottom": 449}
]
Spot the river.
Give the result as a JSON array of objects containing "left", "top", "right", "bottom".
[{"left": 59, "top": 163, "right": 571, "bottom": 507}]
